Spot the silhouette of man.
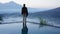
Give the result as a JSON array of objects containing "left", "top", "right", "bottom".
[
  {"left": 21, "top": 4, "right": 28, "bottom": 27},
  {"left": 22, "top": 4, "right": 28, "bottom": 17},
  {"left": 21, "top": 4, "right": 28, "bottom": 34}
]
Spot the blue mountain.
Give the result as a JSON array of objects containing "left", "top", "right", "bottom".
[
  {"left": 0, "top": 1, "right": 21, "bottom": 9},
  {"left": 29, "top": 7, "right": 60, "bottom": 24},
  {"left": 0, "top": 1, "right": 22, "bottom": 14},
  {"left": 0, "top": 1, "right": 41, "bottom": 17},
  {"left": 0, "top": 1, "right": 40, "bottom": 14},
  {"left": 30, "top": 7, "right": 60, "bottom": 18}
]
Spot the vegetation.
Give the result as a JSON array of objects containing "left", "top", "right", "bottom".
[
  {"left": 0, "top": 16, "right": 3, "bottom": 24},
  {"left": 0, "top": 16, "right": 3, "bottom": 21},
  {"left": 38, "top": 17, "right": 47, "bottom": 28},
  {"left": 39, "top": 17, "right": 47, "bottom": 25}
]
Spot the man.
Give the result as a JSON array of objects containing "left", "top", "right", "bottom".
[{"left": 21, "top": 4, "right": 28, "bottom": 27}]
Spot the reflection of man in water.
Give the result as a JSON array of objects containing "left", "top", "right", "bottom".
[
  {"left": 22, "top": 25, "right": 28, "bottom": 34},
  {"left": 21, "top": 4, "right": 28, "bottom": 27}
]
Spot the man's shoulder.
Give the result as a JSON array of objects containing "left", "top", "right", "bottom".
[{"left": 22, "top": 7, "right": 27, "bottom": 9}]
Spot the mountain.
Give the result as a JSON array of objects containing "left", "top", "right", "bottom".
[
  {"left": 0, "top": 1, "right": 40, "bottom": 14},
  {"left": 0, "top": 1, "right": 56, "bottom": 17},
  {"left": 29, "top": 7, "right": 60, "bottom": 24},
  {"left": 0, "top": 1, "right": 21, "bottom": 9},
  {"left": 30, "top": 7, "right": 60, "bottom": 18},
  {"left": 0, "top": 1, "right": 41, "bottom": 17},
  {"left": 0, "top": 1, "right": 22, "bottom": 14}
]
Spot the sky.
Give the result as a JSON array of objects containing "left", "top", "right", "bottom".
[{"left": 0, "top": 0, "right": 60, "bottom": 8}]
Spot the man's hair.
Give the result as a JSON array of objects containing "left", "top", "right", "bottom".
[{"left": 23, "top": 4, "right": 25, "bottom": 7}]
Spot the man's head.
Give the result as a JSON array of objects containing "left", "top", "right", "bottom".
[{"left": 23, "top": 4, "right": 25, "bottom": 7}]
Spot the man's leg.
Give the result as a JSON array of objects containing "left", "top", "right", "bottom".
[
  {"left": 23, "top": 15, "right": 24, "bottom": 27},
  {"left": 24, "top": 16, "right": 26, "bottom": 27},
  {"left": 23, "top": 15, "right": 26, "bottom": 27}
]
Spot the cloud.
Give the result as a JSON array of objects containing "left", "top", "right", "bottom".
[{"left": 0, "top": 0, "right": 60, "bottom": 8}]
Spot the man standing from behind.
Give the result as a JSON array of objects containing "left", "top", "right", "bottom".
[{"left": 21, "top": 4, "right": 28, "bottom": 27}]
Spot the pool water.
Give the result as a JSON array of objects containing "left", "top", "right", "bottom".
[{"left": 0, "top": 17, "right": 60, "bottom": 34}]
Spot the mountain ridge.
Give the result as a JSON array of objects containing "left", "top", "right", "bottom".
[{"left": 30, "top": 7, "right": 60, "bottom": 18}]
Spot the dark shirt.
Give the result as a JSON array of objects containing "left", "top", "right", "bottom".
[{"left": 22, "top": 7, "right": 28, "bottom": 17}]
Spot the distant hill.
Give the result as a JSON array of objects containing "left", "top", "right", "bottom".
[
  {"left": 0, "top": 1, "right": 21, "bottom": 14},
  {"left": 0, "top": 1, "right": 41, "bottom": 17},
  {"left": 0, "top": 1, "right": 58, "bottom": 18},
  {"left": 0, "top": 1, "right": 21, "bottom": 9},
  {"left": 30, "top": 7, "right": 60, "bottom": 18},
  {"left": 0, "top": 1, "right": 40, "bottom": 14}
]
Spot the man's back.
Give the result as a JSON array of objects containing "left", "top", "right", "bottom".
[{"left": 21, "top": 4, "right": 28, "bottom": 17}]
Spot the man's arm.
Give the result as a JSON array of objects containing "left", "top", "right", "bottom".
[
  {"left": 21, "top": 8, "right": 23, "bottom": 15},
  {"left": 26, "top": 8, "right": 28, "bottom": 17}
]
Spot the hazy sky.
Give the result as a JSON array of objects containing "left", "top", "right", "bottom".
[{"left": 0, "top": 0, "right": 60, "bottom": 8}]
